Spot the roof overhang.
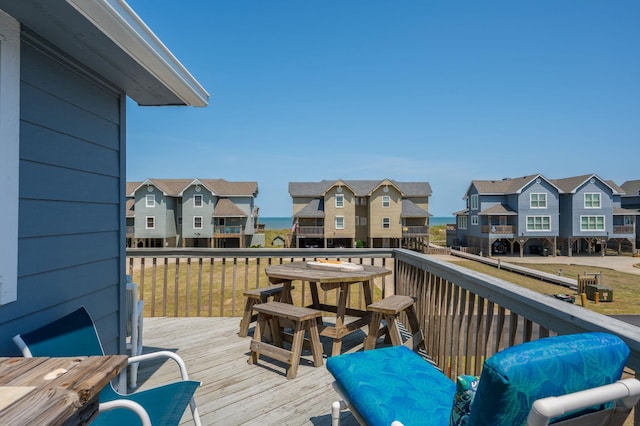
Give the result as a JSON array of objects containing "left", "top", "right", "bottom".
[{"left": 0, "top": 0, "right": 209, "bottom": 106}]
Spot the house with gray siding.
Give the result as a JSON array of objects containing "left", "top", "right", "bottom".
[
  {"left": 455, "top": 174, "right": 637, "bottom": 256},
  {"left": 551, "top": 175, "right": 635, "bottom": 255},
  {"left": 455, "top": 175, "right": 561, "bottom": 256},
  {"left": 0, "top": 1, "right": 208, "bottom": 356},
  {"left": 620, "top": 180, "right": 640, "bottom": 249},
  {"left": 127, "top": 178, "right": 259, "bottom": 248}
]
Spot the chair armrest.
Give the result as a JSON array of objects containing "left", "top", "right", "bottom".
[
  {"left": 128, "top": 350, "right": 191, "bottom": 381},
  {"left": 99, "top": 399, "right": 151, "bottom": 426},
  {"left": 526, "top": 378, "right": 640, "bottom": 426}
]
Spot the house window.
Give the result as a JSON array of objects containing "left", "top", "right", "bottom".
[
  {"left": 146, "top": 194, "right": 155, "bottom": 207},
  {"left": 470, "top": 194, "right": 479, "bottom": 210},
  {"left": 194, "top": 216, "right": 203, "bottom": 229},
  {"left": 382, "top": 196, "right": 390, "bottom": 208},
  {"left": 526, "top": 216, "right": 551, "bottom": 231},
  {"left": 335, "top": 194, "right": 344, "bottom": 208},
  {"left": 146, "top": 216, "right": 156, "bottom": 229},
  {"left": 0, "top": 10, "right": 20, "bottom": 305},
  {"left": 382, "top": 217, "right": 390, "bottom": 229},
  {"left": 458, "top": 216, "right": 468, "bottom": 230},
  {"left": 194, "top": 194, "right": 203, "bottom": 207},
  {"left": 581, "top": 215, "right": 605, "bottom": 231},
  {"left": 530, "top": 193, "right": 547, "bottom": 208},
  {"left": 361, "top": 217, "right": 368, "bottom": 226},
  {"left": 355, "top": 216, "right": 360, "bottom": 226},
  {"left": 335, "top": 216, "right": 344, "bottom": 230},
  {"left": 360, "top": 197, "right": 367, "bottom": 205},
  {"left": 471, "top": 215, "right": 479, "bottom": 225},
  {"left": 584, "top": 193, "right": 601, "bottom": 208}
]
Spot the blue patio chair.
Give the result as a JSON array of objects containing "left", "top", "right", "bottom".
[
  {"left": 327, "top": 332, "right": 640, "bottom": 426},
  {"left": 13, "top": 306, "right": 201, "bottom": 426}
]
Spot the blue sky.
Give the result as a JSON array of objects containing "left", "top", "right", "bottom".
[{"left": 125, "top": 1, "right": 640, "bottom": 217}]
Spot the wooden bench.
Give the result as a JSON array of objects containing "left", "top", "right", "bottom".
[
  {"left": 248, "top": 301, "right": 323, "bottom": 379},
  {"left": 363, "top": 295, "right": 425, "bottom": 352},
  {"left": 238, "top": 283, "right": 291, "bottom": 337}
]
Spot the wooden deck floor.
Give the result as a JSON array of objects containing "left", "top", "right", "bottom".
[{"left": 136, "top": 317, "right": 364, "bottom": 426}]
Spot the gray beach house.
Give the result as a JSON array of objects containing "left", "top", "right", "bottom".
[
  {"left": 0, "top": 0, "right": 208, "bottom": 355},
  {"left": 455, "top": 174, "right": 637, "bottom": 256}
]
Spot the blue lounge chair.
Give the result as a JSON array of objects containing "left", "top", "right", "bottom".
[
  {"left": 13, "top": 306, "right": 201, "bottom": 426},
  {"left": 327, "top": 332, "right": 640, "bottom": 426}
]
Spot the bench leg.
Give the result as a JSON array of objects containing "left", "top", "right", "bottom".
[
  {"left": 248, "top": 313, "right": 267, "bottom": 365},
  {"left": 239, "top": 297, "right": 257, "bottom": 337},
  {"left": 287, "top": 320, "right": 305, "bottom": 379},
  {"left": 306, "top": 320, "right": 324, "bottom": 367},
  {"left": 405, "top": 305, "right": 426, "bottom": 352},
  {"left": 364, "top": 312, "right": 383, "bottom": 350},
  {"left": 385, "top": 314, "right": 404, "bottom": 347}
]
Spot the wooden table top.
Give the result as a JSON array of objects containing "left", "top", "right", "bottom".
[
  {"left": 0, "top": 355, "right": 128, "bottom": 425},
  {"left": 265, "top": 261, "right": 392, "bottom": 284}
]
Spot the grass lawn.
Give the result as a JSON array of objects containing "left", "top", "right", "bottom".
[{"left": 451, "top": 260, "right": 640, "bottom": 315}]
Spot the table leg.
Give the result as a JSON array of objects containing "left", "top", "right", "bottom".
[
  {"left": 362, "top": 279, "right": 373, "bottom": 305},
  {"left": 331, "top": 283, "right": 350, "bottom": 356}
]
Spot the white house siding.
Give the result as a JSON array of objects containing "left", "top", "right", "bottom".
[{"left": 0, "top": 34, "right": 125, "bottom": 355}]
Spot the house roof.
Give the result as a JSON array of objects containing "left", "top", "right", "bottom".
[
  {"left": 620, "top": 180, "right": 640, "bottom": 197},
  {"left": 288, "top": 179, "right": 432, "bottom": 197},
  {"left": 294, "top": 199, "right": 325, "bottom": 219},
  {"left": 400, "top": 200, "right": 430, "bottom": 218},
  {"left": 126, "top": 198, "right": 135, "bottom": 217},
  {"left": 613, "top": 207, "right": 638, "bottom": 215},
  {"left": 0, "top": 0, "right": 209, "bottom": 106},
  {"left": 468, "top": 174, "right": 559, "bottom": 196},
  {"left": 478, "top": 204, "right": 518, "bottom": 216},
  {"left": 550, "top": 174, "right": 622, "bottom": 194},
  {"left": 128, "top": 179, "right": 258, "bottom": 197},
  {"left": 213, "top": 199, "right": 247, "bottom": 217}
]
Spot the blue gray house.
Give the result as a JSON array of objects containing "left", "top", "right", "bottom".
[
  {"left": 620, "top": 180, "right": 640, "bottom": 250},
  {"left": 0, "top": 0, "right": 208, "bottom": 356},
  {"left": 455, "top": 174, "right": 561, "bottom": 256},
  {"left": 455, "top": 174, "right": 637, "bottom": 257},
  {"left": 551, "top": 174, "right": 634, "bottom": 256}
]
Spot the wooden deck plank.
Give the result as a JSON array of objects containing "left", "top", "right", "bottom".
[{"left": 135, "top": 317, "right": 361, "bottom": 425}]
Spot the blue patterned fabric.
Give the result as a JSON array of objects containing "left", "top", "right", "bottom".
[
  {"left": 327, "top": 346, "right": 456, "bottom": 426},
  {"left": 469, "top": 332, "right": 630, "bottom": 426},
  {"left": 449, "top": 375, "right": 479, "bottom": 426}
]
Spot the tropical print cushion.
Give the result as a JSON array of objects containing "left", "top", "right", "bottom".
[
  {"left": 327, "top": 346, "right": 456, "bottom": 426},
  {"left": 468, "top": 332, "right": 630, "bottom": 426},
  {"left": 449, "top": 375, "right": 479, "bottom": 426}
]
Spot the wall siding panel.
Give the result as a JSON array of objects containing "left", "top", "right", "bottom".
[{"left": 0, "top": 36, "right": 124, "bottom": 355}]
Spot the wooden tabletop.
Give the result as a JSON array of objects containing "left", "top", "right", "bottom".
[
  {"left": 0, "top": 355, "right": 128, "bottom": 425},
  {"left": 265, "top": 261, "right": 392, "bottom": 284}
]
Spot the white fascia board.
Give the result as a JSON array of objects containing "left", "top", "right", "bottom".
[
  {"left": 0, "top": 9, "right": 20, "bottom": 305},
  {"left": 66, "top": 0, "right": 209, "bottom": 107}
]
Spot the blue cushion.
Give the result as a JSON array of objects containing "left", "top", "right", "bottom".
[
  {"left": 469, "top": 332, "right": 630, "bottom": 426},
  {"left": 327, "top": 346, "right": 456, "bottom": 426},
  {"left": 449, "top": 375, "right": 479, "bottom": 426}
]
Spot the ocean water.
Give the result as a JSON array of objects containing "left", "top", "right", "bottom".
[{"left": 260, "top": 216, "right": 455, "bottom": 230}]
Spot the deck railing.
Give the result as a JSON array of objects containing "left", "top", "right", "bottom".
[{"left": 126, "top": 247, "right": 640, "bottom": 421}]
